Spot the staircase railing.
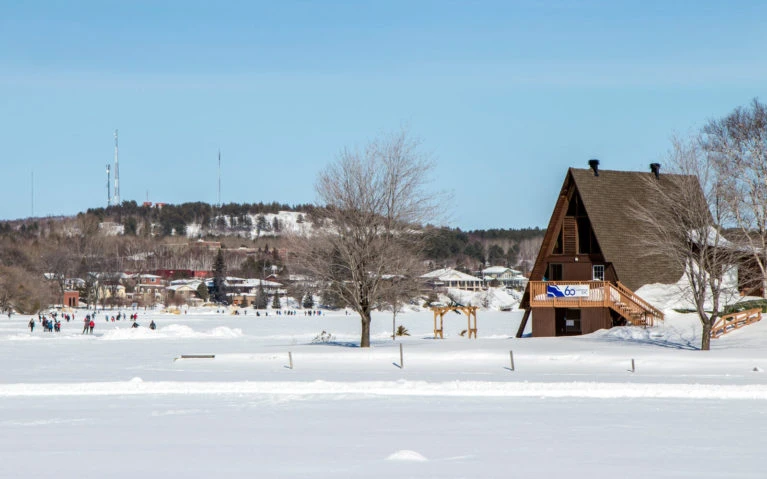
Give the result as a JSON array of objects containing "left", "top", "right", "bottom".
[{"left": 613, "top": 281, "right": 665, "bottom": 324}]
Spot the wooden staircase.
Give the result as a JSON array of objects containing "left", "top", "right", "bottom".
[{"left": 609, "top": 282, "right": 664, "bottom": 327}]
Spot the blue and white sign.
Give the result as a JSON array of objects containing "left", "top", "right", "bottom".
[{"left": 546, "top": 284, "right": 590, "bottom": 298}]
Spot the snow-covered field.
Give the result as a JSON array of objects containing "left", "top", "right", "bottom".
[{"left": 3, "top": 306, "right": 767, "bottom": 478}]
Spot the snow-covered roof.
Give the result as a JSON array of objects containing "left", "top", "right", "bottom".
[
  {"left": 421, "top": 268, "right": 482, "bottom": 282},
  {"left": 482, "top": 266, "right": 508, "bottom": 274},
  {"left": 166, "top": 283, "right": 200, "bottom": 292},
  {"left": 240, "top": 278, "right": 282, "bottom": 288}
]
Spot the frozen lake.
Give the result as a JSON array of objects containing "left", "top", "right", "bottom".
[{"left": 2, "top": 307, "right": 766, "bottom": 478}]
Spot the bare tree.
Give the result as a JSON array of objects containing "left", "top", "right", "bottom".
[
  {"left": 516, "top": 237, "right": 542, "bottom": 274},
  {"left": 635, "top": 136, "right": 738, "bottom": 350},
  {"left": 703, "top": 98, "right": 767, "bottom": 297},
  {"left": 0, "top": 265, "right": 56, "bottom": 315},
  {"left": 290, "top": 130, "right": 440, "bottom": 347},
  {"left": 377, "top": 271, "right": 423, "bottom": 341},
  {"left": 41, "top": 248, "right": 74, "bottom": 305}
]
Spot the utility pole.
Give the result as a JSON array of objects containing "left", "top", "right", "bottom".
[{"left": 217, "top": 149, "right": 221, "bottom": 208}]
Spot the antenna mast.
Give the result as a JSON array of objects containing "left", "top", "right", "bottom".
[
  {"left": 31, "top": 170, "right": 34, "bottom": 217},
  {"left": 217, "top": 149, "right": 221, "bottom": 207},
  {"left": 113, "top": 129, "right": 120, "bottom": 206},
  {"left": 106, "top": 164, "right": 111, "bottom": 207}
]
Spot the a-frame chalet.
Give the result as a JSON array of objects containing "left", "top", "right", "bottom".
[{"left": 518, "top": 161, "right": 692, "bottom": 337}]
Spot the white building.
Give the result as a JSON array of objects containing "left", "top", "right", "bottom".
[{"left": 421, "top": 268, "right": 484, "bottom": 291}]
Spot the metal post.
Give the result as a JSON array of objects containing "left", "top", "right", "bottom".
[
  {"left": 510, "top": 350, "right": 515, "bottom": 371},
  {"left": 289, "top": 351, "right": 293, "bottom": 370},
  {"left": 631, "top": 358, "right": 635, "bottom": 373},
  {"left": 399, "top": 343, "right": 404, "bottom": 369}
]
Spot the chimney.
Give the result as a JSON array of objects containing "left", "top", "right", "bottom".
[
  {"left": 588, "top": 159, "right": 600, "bottom": 177},
  {"left": 650, "top": 163, "right": 661, "bottom": 179}
]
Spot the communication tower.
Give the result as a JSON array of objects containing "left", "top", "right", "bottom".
[{"left": 113, "top": 129, "right": 120, "bottom": 206}]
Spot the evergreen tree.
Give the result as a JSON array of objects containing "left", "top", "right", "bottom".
[
  {"left": 271, "top": 292, "right": 281, "bottom": 309},
  {"left": 212, "top": 249, "right": 228, "bottom": 304},
  {"left": 254, "top": 282, "right": 269, "bottom": 309},
  {"left": 256, "top": 215, "right": 270, "bottom": 234},
  {"left": 196, "top": 281, "right": 210, "bottom": 302},
  {"left": 272, "top": 216, "right": 280, "bottom": 232},
  {"left": 487, "top": 244, "right": 506, "bottom": 266},
  {"left": 302, "top": 291, "right": 314, "bottom": 309},
  {"left": 239, "top": 256, "right": 259, "bottom": 278}
]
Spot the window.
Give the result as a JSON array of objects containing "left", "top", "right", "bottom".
[
  {"left": 593, "top": 264, "right": 605, "bottom": 281},
  {"left": 546, "top": 263, "right": 563, "bottom": 281}
]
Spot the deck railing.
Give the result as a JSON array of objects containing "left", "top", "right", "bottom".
[
  {"left": 529, "top": 280, "right": 611, "bottom": 308},
  {"left": 711, "top": 308, "right": 762, "bottom": 339},
  {"left": 528, "top": 280, "right": 664, "bottom": 326}
]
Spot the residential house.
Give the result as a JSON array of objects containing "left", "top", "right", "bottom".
[
  {"left": 481, "top": 266, "right": 528, "bottom": 288},
  {"left": 421, "top": 268, "right": 484, "bottom": 292},
  {"left": 519, "top": 162, "right": 699, "bottom": 337}
]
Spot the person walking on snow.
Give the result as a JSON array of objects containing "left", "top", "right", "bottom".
[
  {"left": 83, "top": 316, "right": 90, "bottom": 334},
  {"left": 89, "top": 319, "right": 95, "bottom": 334},
  {"left": 28, "top": 318, "right": 35, "bottom": 332}
]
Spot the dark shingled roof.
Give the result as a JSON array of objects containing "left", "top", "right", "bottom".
[{"left": 569, "top": 167, "right": 690, "bottom": 290}]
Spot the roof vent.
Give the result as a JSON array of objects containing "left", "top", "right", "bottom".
[
  {"left": 588, "top": 159, "right": 600, "bottom": 177},
  {"left": 650, "top": 163, "right": 661, "bottom": 179}
]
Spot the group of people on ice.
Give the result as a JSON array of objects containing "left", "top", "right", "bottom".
[
  {"left": 27, "top": 310, "right": 156, "bottom": 334},
  {"left": 29, "top": 316, "right": 62, "bottom": 333}
]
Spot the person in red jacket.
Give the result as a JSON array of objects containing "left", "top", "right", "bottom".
[{"left": 89, "top": 319, "right": 95, "bottom": 334}]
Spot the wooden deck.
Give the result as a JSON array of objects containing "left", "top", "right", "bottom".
[{"left": 528, "top": 280, "right": 664, "bottom": 327}]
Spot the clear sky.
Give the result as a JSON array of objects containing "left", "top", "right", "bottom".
[{"left": 2, "top": 0, "right": 766, "bottom": 230}]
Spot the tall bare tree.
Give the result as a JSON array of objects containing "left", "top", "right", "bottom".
[
  {"left": 291, "top": 130, "right": 439, "bottom": 347},
  {"left": 703, "top": 98, "right": 767, "bottom": 296},
  {"left": 635, "top": 137, "right": 738, "bottom": 350},
  {"left": 515, "top": 237, "right": 542, "bottom": 274}
]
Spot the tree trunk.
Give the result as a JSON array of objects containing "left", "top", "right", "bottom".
[
  {"left": 360, "top": 309, "right": 372, "bottom": 348},
  {"left": 700, "top": 320, "right": 712, "bottom": 351}
]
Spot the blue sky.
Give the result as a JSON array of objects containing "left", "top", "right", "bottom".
[{"left": 2, "top": 1, "right": 766, "bottom": 230}]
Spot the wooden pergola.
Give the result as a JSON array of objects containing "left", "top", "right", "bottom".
[{"left": 431, "top": 305, "right": 479, "bottom": 339}]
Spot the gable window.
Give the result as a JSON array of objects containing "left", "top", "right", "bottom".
[
  {"left": 592, "top": 264, "right": 605, "bottom": 281},
  {"left": 546, "top": 263, "right": 563, "bottom": 281}
]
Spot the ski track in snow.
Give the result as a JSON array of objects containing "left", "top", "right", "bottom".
[{"left": 2, "top": 379, "right": 767, "bottom": 399}]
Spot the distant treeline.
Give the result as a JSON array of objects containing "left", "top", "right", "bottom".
[
  {"left": 423, "top": 226, "right": 545, "bottom": 269},
  {"left": 0, "top": 203, "right": 545, "bottom": 271},
  {"left": 466, "top": 227, "right": 545, "bottom": 242},
  {"left": 84, "top": 201, "right": 318, "bottom": 237}
]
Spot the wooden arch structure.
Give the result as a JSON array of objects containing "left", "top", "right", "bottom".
[{"left": 431, "top": 305, "right": 479, "bottom": 339}]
